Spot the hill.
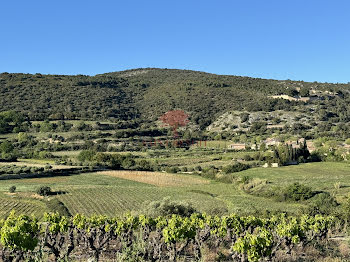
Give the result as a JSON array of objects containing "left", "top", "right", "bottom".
[{"left": 0, "top": 68, "right": 350, "bottom": 129}]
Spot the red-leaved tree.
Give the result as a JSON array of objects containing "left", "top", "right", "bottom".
[{"left": 159, "top": 110, "right": 189, "bottom": 138}]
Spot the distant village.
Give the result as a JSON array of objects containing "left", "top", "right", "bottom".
[
  {"left": 225, "top": 137, "right": 349, "bottom": 168},
  {"left": 228, "top": 138, "right": 313, "bottom": 151},
  {"left": 228, "top": 138, "right": 350, "bottom": 152}
]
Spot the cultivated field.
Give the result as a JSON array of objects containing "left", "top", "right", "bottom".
[
  {"left": 0, "top": 153, "right": 349, "bottom": 218},
  {"left": 98, "top": 170, "right": 209, "bottom": 187},
  {"left": 0, "top": 167, "right": 311, "bottom": 217}
]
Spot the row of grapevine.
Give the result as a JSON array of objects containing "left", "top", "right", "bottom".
[{"left": 0, "top": 211, "right": 335, "bottom": 262}]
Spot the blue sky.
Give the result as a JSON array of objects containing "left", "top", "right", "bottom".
[{"left": 1, "top": 0, "right": 349, "bottom": 83}]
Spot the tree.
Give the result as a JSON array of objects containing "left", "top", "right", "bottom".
[
  {"left": 0, "top": 140, "right": 17, "bottom": 161},
  {"left": 40, "top": 120, "right": 55, "bottom": 132},
  {"left": 9, "top": 186, "right": 16, "bottom": 193},
  {"left": 0, "top": 111, "right": 25, "bottom": 134},
  {"left": 17, "top": 132, "right": 29, "bottom": 143},
  {"left": 37, "top": 186, "right": 52, "bottom": 196},
  {"left": 77, "top": 150, "right": 96, "bottom": 162},
  {"left": 287, "top": 89, "right": 299, "bottom": 97},
  {"left": 159, "top": 110, "right": 189, "bottom": 138},
  {"left": 0, "top": 140, "right": 14, "bottom": 154},
  {"left": 285, "top": 182, "right": 313, "bottom": 201}
]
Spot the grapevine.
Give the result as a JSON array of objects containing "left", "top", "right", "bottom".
[{"left": 0, "top": 211, "right": 336, "bottom": 261}]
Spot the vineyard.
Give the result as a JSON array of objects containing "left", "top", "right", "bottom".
[
  {"left": 0, "top": 211, "right": 337, "bottom": 262},
  {"left": 0, "top": 172, "right": 303, "bottom": 217},
  {"left": 0, "top": 195, "right": 48, "bottom": 218}
]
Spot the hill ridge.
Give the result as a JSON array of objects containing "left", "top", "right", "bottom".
[{"left": 0, "top": 69, "right": 349, "bottom": 130}]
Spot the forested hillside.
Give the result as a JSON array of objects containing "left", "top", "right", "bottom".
[{"left": 1, "top": 68, "right": 350, "bottom": 129}]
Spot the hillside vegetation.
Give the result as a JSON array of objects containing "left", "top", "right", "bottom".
[{"left": 1, "top": 68, "right": 350, "bottom": 130}]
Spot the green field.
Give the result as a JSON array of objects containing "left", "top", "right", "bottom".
[
  {"left": 0, "top": 161, "right": 348, "bottom": 218},
  {"left": 239, "top": 162, "right": 350, "bottom": 202}
]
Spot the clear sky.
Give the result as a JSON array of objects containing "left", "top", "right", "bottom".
[{"left": 1, "top": 0, "right": 349, "bottom": 83}]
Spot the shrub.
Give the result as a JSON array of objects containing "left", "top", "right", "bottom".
[
  {"left": 44, "top": 164, "right": 52, "bottom": 171},
  {"left": 0, "top": 152, "right": 17, "bottom": 162},
  {"left": 145, "top": 197, "right": 196, "bottom": 217},
  {"left": 201, "top": 166, "right": 219, "bottom": 179},
  {"left": 243, "top": 154, "right": 253, "bottom": 161},
  {"left": 194, "top": 165, "right": 202, "bottom": 171},
  {"left": 9, "top": 186, "right": 16, "bottom": 193},
  {"left": 36, "top": 186, "right": 52, "bottom": 196},
  {"left": 77, "top": 150, "right": 96, "bottom": 162},
  {"left": 307, "top": 192, "right": 338, "bottom": 215},
  {"left": 38, "top": 151, "right": 53, "bottom": 159},
  {"left": 240, "top": 178, "right": 268, "bottom": 193},
  {"left": 222, "top": 163, "right": 250, "bottom": 174},
  {"left": 309, "top": 152, "right": 322, "bottom": 162},
  {"left": 344, "top": 195, "right": 350, "bottom": 222},
  {"left": 121, "top": 158, "right": 136, "bottom": 169},
  {"left": 45, "top": 198, "right": 71, "bottom": 216},
  {"left": 216, "top": 173, "right": 237, "bottom": 184},
  {"left": 165, "top": 166, "right": 179, "bottom": 173},
  {"left": 241, "top": 176, "right": 251, "bottom": 184},
  {"left": 134, "top": 159, "right": 153, "bottom": 171},
  {"left": 284, "top": 182, "right": 313, "bottom": 201}
]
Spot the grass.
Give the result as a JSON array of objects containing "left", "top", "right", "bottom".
[
  {"left": 238, "top": 162, "right": 350, "bottom": 202},
  {"left": 18, "top": 158, "right": 56, "bottom": 164},
  {"left": 51, "top": 150, "right": 82, "bottom": 157}
]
